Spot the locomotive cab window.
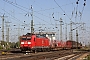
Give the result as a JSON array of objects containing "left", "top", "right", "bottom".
[
  {"left": 21, "top": 37, "right": 31, "bottom": 40},
  {"left": 27, "top": 37, "right": 31, "bottom": 40},
  {"left": 22, "top": 38, "right": 26, "bottom": 40},
  {"left": 34, "top": 38, "right": 35, "bottom": 42}
]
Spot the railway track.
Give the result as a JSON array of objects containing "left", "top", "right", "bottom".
[
  {"left": 0, "top": 50, "right": 71, "bottom": 60},
  {"left": 55, "top": 53, "right": 82, "bottom": 60},
  {"left": 0, "top": 49, "right": 88, "bottom": 60}
]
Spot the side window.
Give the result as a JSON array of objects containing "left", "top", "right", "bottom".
[{"left": 34, "top": 38, "right": 35, "bottom": 42}]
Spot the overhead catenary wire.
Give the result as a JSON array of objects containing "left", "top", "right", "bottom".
[
  {"left": 3, "top": 0, "right": 28, "bottom": 12},
  {"left": 2, "top": 0, "right": 77, "bottom": 27},
  {"left": 79, "top": 0, "right": 86, "bottom": 20},
  {"left": 33, "top": 1, "right": 76, "bottom": 25},
  {"left": 2, "top": 0, "right": 86, "bottom": 27},
  {"left": 2, "top": 0, "right": 86, "bottom": 30},
  {"left": 34, "top": 2, "right": 75, "bottom": 13},
  {"left": 54, "top": 0, "right": 71, "bottom": 20},
  {"left": 30, "top": 2, "right": 74, "bottom": 28},
  {"left": 2, "top": 0, "right": 75, "bottom": 21},
  {"left": 28, "top": 2, "right": 74, "bottom": 25},
  {"left": 75, "top": 0, "right": 79, "bottom": 21},
  {"left": 2, "top": 9, "right": 28, "bottom": 26},
  {"left": 33, "top": 15, "right": 54, "bottom": 25},
  {"left": 2, "top": 0, "right": 54, "bottom": 26},
  {"left": 1, "top": 0, "right": 77, "bottom": 20}
]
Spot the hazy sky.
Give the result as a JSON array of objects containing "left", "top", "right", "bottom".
[{"left": 0, "top": 0, "right": 90, "bottom": 45}]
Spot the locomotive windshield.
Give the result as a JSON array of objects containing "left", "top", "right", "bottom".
[
  {"left": 27, "top": 37, "right": 31, "bottom": 40},
  {"left": 22, "top": 38, "right": 26, "bottom": 40},
  {"left": 21, "top": 37, "right": 31, "bottom": 40}
]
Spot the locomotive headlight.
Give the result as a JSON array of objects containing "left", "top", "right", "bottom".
[
  {"left": 28, "top": 42, "right": 31, "bottom": 44},
  {"left": 21, "top": 42, "right": 24, "bottom": 44}
]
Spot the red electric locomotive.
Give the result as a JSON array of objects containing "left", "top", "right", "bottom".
[{"left": 20, "top": 33, "right": 50, "bottom": 52}]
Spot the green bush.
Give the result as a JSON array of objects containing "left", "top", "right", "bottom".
[
  {"left": 0, "top": 46, "right": 3, "bottom": 49},
  {"left": 84, "top": 55, "right": 90, "bottom": 60},
  {"left": 86, "top": 55, "right": 90, "bottom": 60}
]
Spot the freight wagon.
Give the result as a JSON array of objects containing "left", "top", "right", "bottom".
[{"left": 66, "top": 40, "right": 82, "bottom": 49}]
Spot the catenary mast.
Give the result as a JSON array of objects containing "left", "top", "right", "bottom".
[{"left": 31, "top": 5, "right": 34, "bottom": 34}]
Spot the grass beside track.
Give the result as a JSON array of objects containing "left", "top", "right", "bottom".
[{"left": 84, "top": 54, "right": 90, "bottom": 60}]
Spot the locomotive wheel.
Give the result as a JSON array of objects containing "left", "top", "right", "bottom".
[
  {"left": 32, "top": 50, "right": 37, "bottom": 53},
  {"left": 47, "top": 48, "right": 50, "bottom": 52},
  {"left": 42, "top": 49, "right": 46, "bottom": 52}
]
